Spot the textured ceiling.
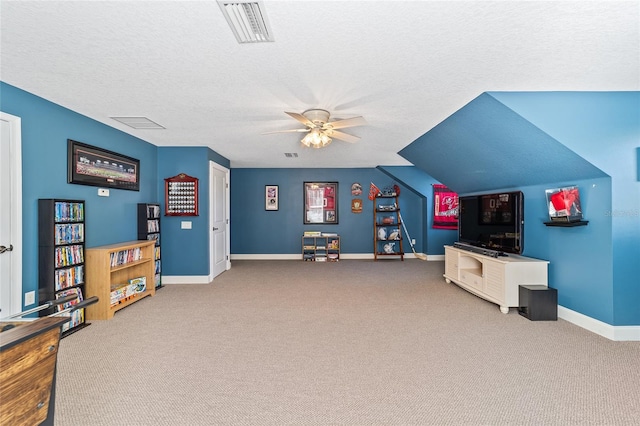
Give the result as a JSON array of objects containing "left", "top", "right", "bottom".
[{"left": 1, "top": 1, "right": 638, "bottom": 168}]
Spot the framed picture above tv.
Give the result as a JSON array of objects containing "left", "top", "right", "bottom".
[{"left": 68, "top": 139, "right": 140, "bottom": 191}]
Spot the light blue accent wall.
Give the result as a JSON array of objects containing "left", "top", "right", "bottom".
[
  {"left": 230, "top": 168, "right": 424, "bottom": 254},
  {"left": 519, "top": 178, "right": 614, "bottom": 323},
  {"left": 157, "top": 147, "right": 229, "bottom": 276},
  {"left": 1, "top": 82, "right": 159, "bottom": 309},
  {"left": 489, "top": 92, "right": 639, "bottom": 325}
]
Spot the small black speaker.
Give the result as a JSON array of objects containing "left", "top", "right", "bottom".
[{"left": 518, "top": 285, "right": 557, "bottom": 321}]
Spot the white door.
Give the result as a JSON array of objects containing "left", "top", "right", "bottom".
[
  {"left": 210, "top": 162, "right": 230, "bottom": 280},
  {"left": 0, "top": 112, "right": 23, "bottom": 317}
]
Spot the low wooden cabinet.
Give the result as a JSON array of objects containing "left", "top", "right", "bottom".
[
  {"left": 85, "top": 240, "right": 156, "bottom": 320},
  {"left": 443, "top": 245, "right": 549, "bottom": 313}
]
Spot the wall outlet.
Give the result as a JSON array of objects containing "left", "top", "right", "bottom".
[
  {"left": 411, "top": 239, "right": 416, "bottom": 245},
  {"left": 181, "top": 221, "right": 192, "bottom": 229},
  {"left": 25, "top": 291, "right": 35, "bottom": 306}
]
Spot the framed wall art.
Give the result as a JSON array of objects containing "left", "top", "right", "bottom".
[
  {"left": 265, "top": 185, "right": 279, "bottom": 211},
  {"left": 165, "top": 173, "right": 199, "bottom": 216},
  {"left": 67, "top": 139, "right": 140, "bottom": 191},
  {"left": 304, "top": 182, "right": 338, "bottom": 224}
]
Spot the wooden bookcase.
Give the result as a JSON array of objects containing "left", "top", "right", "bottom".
[{"left": 85, "top": 240, "right": 156, "bottom": 320}]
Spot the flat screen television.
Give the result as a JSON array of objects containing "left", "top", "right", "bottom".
[{"left": 458, "top": 191, "right": 524, "bottom": 255}]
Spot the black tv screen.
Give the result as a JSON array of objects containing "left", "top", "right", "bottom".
[{"left": 458, "top": 191, "right": 524, "bottom": 254}]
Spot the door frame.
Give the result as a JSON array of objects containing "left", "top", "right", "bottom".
[
  {"left": 209, "top": 161, "right": 230, "bottom": 281},
  {"left": 0, "top": 111, "right": 23, "bottom": 315}
]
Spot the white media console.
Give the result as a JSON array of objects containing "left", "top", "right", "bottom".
[{"left": 444, "top": 245, "right": 549, "bottom": 313}]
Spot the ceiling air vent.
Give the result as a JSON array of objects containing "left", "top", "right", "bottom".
[
  {"left": 111, "top": 117, "right": 165, "bottom": 129},
  {"left": 217, "top": 1, "right": 274, "bottom": 43},
  {"left": 284, "top": 153, "right": 298, "bottom": 158}
]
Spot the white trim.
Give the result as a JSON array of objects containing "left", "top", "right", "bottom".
[
  {"left": 230, "top": 253, "right": 434, "bottom": 261},
  {"left": 209, "top": 161, "right": 231, "bottom": 280},
  {"left": 558, "top": 306, "right": 640, "bottom": 341},
  {"left": 0, "top": 112, "right": 22, "bottom": 314},
  {"left": 162, "top": 275, "right": 211, "bottom": 284}
]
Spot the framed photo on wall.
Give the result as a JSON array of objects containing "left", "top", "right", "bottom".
[
  {"left": 265, "top": 185, "right": 279, "bottom": 211},
  {"left": 304, "top": 182, "right": 338, "bottom": 224},
  {"left": 67, "top": 139, "right": 140, "bottom": 191}
]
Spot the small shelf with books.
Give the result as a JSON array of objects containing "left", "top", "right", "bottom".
[
  {"left": 38, "top": 199, "right": 89, "bottom": 336},
  {"left": 302, "top": 232, "right": 340, "bottom": 262},
  {"left": 85, "top": 240, "right": 156, "bottom": 320},
  {"left": 138, "top": 203, "right": 162, "bottom": 288}
]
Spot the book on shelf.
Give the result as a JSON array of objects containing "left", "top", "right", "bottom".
[
  {"left": 321, "top": 232, "right": 338, "bottom": 236},
  {"left": 304, "top": 231, "right": 321, "bottom": 236}
]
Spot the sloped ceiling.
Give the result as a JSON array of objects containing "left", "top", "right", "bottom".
[
  {"left": 1, "top": 1, "right": 638, "bottom": 168},
  {"left": 398, "top": 92, "right": 609, "bottom": 194}
]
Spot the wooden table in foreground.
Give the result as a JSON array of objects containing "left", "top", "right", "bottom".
[{"left": 0, "top": 316, "right": 69, "bottom": 426}]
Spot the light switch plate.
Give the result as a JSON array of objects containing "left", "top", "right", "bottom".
[
  {"left": 181, "top": 221, "right": 192, "bottom": 229},
  {"left": 98, "top": 188, "right": 110, "bottom": 197}
]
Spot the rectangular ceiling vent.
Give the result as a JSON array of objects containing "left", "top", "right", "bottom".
[
  {"left": 111, "top": 117, "right": 165, "bottom": 129},
  {"left": 284, "top": 152, "right": 298, "bottom": 158},
  {"left": 217, "top": 1, "right": 274, "bottom": 43}
]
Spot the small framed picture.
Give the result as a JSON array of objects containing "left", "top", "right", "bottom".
[{"left": 265, "top": 185, "right": 278, "bottom": 211}]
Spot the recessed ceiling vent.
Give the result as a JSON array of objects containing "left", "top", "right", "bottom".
[
  {"left": 217, "top": 1, "right": 274, "bottom": 43},
  {"left": 284, "top": 152, "right": 298, "bottom": 158},
  {"left": 111, "top": 117, "right": 165, "bottom": 129}
]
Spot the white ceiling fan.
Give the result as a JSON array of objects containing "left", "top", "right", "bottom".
[{"left": 264, "top": 109, "right": 367, "bottom": 148}]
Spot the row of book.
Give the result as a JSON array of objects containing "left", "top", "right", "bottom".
[
  {"left": 147, "top": 219, "right": 160, "bottom": 233},
  {"left": 54, "top": 245, "right": 84, "bottom": 268},
  {"left": 54, "top": 202, "right": 84, "bottom": 222},
  {"left": 55, "top": 265, "right": 84, "bottom": 291},
  {"left": 56, "top": 287, "right": 84, "bottom": 334},
  {"left": 146, "top": 205, "right": 161, "bottom": 219},
  {"left": 54, "top": 223, "right": 84, "bottom": 245},
  {"left": 110, "top": 247, "right": 143, "bottom": 267}
]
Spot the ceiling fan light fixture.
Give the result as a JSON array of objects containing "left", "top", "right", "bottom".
[
  {"left": 217, "top": 1, "right": 274, "bottom": 43},
  {"left": 301, "top": 128, "right": 331, "bottom": 149}
]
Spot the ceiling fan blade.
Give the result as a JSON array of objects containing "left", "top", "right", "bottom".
[
  {"left": 285, "top": 111, "right": 314, "bottom": 127},
  {"left": 331, "top": 130, "right": 360, "bottom": 143},
  {"left": 262, "top": 128, "right": 310, "bottom": 135},
  {"left": 323, "top": 116, "right": 367, "bottom": 130}
]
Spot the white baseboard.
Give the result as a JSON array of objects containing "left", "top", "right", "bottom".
[
  {"left": 162, "top": 275, "right": 211, "bottom": 284},
  {"left": 230, "top": 253, "right": 434, "bottom": 261},
  {"left": 558, "top": 306, "right": 640, "bottom": 341}
]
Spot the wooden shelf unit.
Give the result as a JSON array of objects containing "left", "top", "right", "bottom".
[
  {"left": 302, "top": 235, "right": 340, "bottom": 262},
  {"left": 85, "top": 240, "right": 156, "bottom": 320}
]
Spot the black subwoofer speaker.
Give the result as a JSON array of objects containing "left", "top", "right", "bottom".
[{"left": 518, "top": 285, "right": 557, "bottom": 321}]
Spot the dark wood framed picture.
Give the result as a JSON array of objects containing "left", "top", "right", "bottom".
[
  {"left": 304, "top": 182, "right": 338, "bottom": 224},
  {"left": 67, "top": 139, "right": 140, "bottom": 191}
]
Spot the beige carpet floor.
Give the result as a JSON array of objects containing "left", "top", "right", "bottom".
[{"left": 54, "top": 260, "right": 640, "bottom": 425}]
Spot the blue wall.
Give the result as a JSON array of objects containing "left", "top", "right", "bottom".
[
  {"left": 4, "top": 81, "right": 637, "bottom": 327},
  {"left": 1, "top": 82, "right": 159, "bottom": 308},
  {"left": 399, "top": 91, "right": 639, "bottom": 326},
  {"left": 157, "top": 147, "right": 229, "bottom": 276},
  {"left": 490, "top": 92, "right": 639, "bottom": 325},
  {"left": 230, "top": 168, "right": 425, "bottom": 255}
]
